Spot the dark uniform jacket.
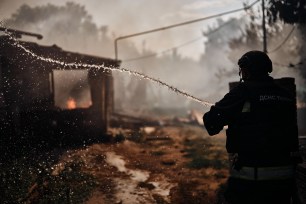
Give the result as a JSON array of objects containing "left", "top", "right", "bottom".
[{"left": 203, "top": 76, "right": 298, "bottom": 167}]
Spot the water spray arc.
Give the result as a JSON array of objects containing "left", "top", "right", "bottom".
[{"left": 1, "top": 27, "right": 214, "bottom": 107}]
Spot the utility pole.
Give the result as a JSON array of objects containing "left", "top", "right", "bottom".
[{"left": 262, "top": 0, "right": 267, "bottom": 53}]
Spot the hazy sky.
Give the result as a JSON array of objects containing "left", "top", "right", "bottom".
[{"left": 0, "top": 0, "right": 249, "bottom": 60}]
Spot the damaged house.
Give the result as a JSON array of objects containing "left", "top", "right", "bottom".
[{"left": 0, "top": 28, "right": 120, "bottom": 157}]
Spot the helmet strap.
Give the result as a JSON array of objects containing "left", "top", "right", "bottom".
[{"left": 239, "top": 67, "right": 243, "bottom": 83}]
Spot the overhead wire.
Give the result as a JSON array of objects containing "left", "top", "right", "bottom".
[
  {"left": 268, "top": 25, "right": 296, "bottom": 53},
  {"left": 116, "top": 0, "right": 259, "bottom": 41},
  {"left": 273, "top": 58, "right": 305, "bottom": 68},
  {"left": 122, "top": 18, "right": 239, "bottom": 62},
  {"left": 267, "top": 25, "right": 301, "bottom": 70},
  {"left": 116, "top": 0, "right": 260, "bottom": 60},
  {"left": 122, "top": 36, "right": 203, "bottom": 62}
]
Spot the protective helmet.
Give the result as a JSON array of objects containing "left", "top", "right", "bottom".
[{"left": 238, "top": 50, "right": 273, "bottom": 76}]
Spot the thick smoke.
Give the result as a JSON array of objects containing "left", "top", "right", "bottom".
[
  {"left": 118, "top": 17, "right": 247, "bottom": 115},
  {"left": 4, "top": 2, "right": 284, "bottom": 115}
]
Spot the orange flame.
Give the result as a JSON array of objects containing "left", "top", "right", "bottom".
[{"left": 66, "top": 97, "right": 77, "bottom": 109}]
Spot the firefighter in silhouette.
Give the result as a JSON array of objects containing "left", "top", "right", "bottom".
[{"left": 203, "top": 51, "right": 299, "bottom": 204}]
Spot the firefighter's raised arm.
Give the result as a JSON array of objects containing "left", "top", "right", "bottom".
[
  {"left": 203, "top": 106, "right": 225, "bottom": 135},
  {"left": 203, "top": 83, "right": 247, "bottom": 136}
]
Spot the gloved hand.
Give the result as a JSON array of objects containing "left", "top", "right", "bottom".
[{"left": 203, "top": 108, "right": 225, "bottom": 136}]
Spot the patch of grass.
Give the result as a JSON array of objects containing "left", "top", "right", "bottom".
[
  {"left": 152, "top": 193, "right": 169, "bottom": 204},
  {"left": 170, "top": 179, "right": 214, "bottom": 204},
  {"left": 0, "top": 158, "right": 97, "bottom": 204},
  {"left": 114, "top": 132, "right": 126, "bottom": 143},
  {"left": 187, "top": 155, "right": 226, "bottom": 169},
  {"left": 37, "top": 159, "right": 97, "bottom": 203},
  {"left": 183, "top": 137, "right": 228, "bottom": 169},
  {"left": 0, "top": 159, "right": 35, "bottom": 204},
  {"left": 129, "top": 131, "right": 147, "bottom": 143},
  {"left": 151, "top": 150, "right": 166, "bottom": 156}
]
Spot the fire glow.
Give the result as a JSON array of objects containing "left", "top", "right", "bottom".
[{"left": 66, "top": 97, "right": 77, "bottom": 109}]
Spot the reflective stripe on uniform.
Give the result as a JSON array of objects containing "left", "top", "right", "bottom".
[{"left": 230, "top": 165, "right": 295, "bottom": 181}]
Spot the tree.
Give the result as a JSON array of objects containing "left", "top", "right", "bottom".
[{"left": 267, "top": 0, "right": 306, "bottom": 24}]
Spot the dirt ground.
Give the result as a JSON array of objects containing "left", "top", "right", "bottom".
[{"left": 55, "top": 125, "right": 229, "bottom": 204}]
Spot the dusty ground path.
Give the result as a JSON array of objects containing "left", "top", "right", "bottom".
[{"left": 58, "top": 125, "right": 228, "bottom": 204}]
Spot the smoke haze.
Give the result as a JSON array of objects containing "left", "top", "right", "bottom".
[{"left": 1, "top": 1, "right": 304, "bottom": 115}]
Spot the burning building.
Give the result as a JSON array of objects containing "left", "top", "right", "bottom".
[{"left": 0, "top": 28, "right": 120, "bottom": 155}]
